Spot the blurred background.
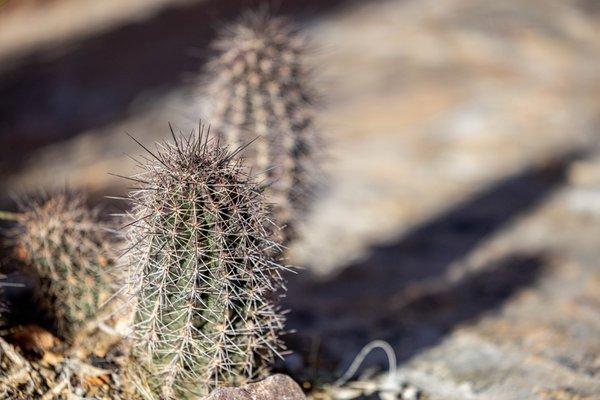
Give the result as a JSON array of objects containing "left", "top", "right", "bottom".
[{"left": 1, "top": 0, "right": 599, "bottom": 398}]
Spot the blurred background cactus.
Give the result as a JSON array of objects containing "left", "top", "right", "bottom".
[
  {"left": 121, "top": 128, "right": 287, "bottom": 398},
  {"left": 5, "top": 192, "right": 114, "bottom": 342},
  {"left": 202, "top": 11, "right": 322, "bottom": 245}
]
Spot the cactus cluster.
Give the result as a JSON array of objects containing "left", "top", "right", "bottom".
[
  {"left": 121, "top": 128, "right": 287, "bottom": 398},
  {"left": 203, "top": 12, "right": 321, "bottom": 243},
  {"left": 0, "top": 10, "right": 321, "bottom": 400},
  {"left": 8, "top": 192, "right": 114, "bottom": 341}
]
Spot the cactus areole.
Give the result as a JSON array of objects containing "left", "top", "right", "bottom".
[{"left": 121, "top": 127, "right": 288, "bottom": 398}]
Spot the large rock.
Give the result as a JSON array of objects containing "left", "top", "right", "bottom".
[{"left": 204, "top": 375, "right": 306, "bottom": 400}]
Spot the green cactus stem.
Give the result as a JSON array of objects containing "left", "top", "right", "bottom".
[{"left": 120, "top": 127, "right": 288, "bottom": 398}]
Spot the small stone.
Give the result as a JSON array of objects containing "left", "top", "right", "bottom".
[{"left": 203, "top": 374, "right": 306, "bottom": 400}]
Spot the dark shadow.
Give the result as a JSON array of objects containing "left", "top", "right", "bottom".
[
  {"left": 282, "top": 253, "right": 545, "bottom": 382},
  {"left": 0, "top": 0, "right": 364, "bottom": 176},
  {"left": 0, "top": 269, "right": 49, "bottom": 330},
  {"left": 281, "top": 150, "right": 579, "bottom": 380},
  {"left": 381, "top": 253, "right": 544, "bottom": 360}
]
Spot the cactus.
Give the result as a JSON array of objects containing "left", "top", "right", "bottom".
[
  {"left": 121, "top": 128, "right": 287, "bottom": 398},
  {"left": 202, "top": 11, "right": 322, "bottom": 244},
  {"left": 7, "top": 192, "right": 114, "bottom": 341}
]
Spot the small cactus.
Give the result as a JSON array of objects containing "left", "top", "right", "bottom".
[
  {"left": 121, "top": 128, "right": 287, "bottom": 398},
  {"left": 202, "top": 11, "right": 322, "bottom": 244},
  {"left": 7, "top": 192, "right": 114, "bottom": 341}
]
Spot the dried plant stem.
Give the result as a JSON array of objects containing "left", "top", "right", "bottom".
[{"left": 334, "top": 340, "right": 397, "bottom": 388}]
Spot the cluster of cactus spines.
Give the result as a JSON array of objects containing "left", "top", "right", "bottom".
[
  {"left": 8, "top": 192, "right": 114, "bottom": 341},
  {"left": 121, "top": 127, "right": 287, "bottom": 398},
  {"left": 203, "top": 11, "right": 321, "bottom": 243}
]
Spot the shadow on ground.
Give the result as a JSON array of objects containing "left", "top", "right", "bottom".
[
  {"left": 0, "top": 0, "right": 361, "bottom": 176},
  {"left": 281, "top": 149, "right": 582, "bottom": 380}
]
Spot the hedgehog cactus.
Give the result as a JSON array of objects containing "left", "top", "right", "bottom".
[
  {"left": 121, "top": 128, "right": 287, "bottom": 398},
  {"left": 9, "top": 192, "right": 114, "bottom": 341},
  {"left": 203, "top": 12, "right": 321, "bottom": 244}
]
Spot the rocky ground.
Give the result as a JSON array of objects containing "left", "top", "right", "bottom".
[{"left": 1, "top": 0, "right": 599, "bottom": 399}]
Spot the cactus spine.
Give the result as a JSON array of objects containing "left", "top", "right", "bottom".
[
  {"left": 8, "top": 192, "right": 114, "bottom": 341},
  {"left": 121, "top": 128, "right": 287, "bottom": 398},
  {"left": 203, "top": 12, "right": 321, "bottom": 243}
]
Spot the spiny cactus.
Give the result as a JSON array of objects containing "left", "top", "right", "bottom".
[
  {"left": 121, "top": 127, "right": 287, "bottom": 398},
  {"left": 202, "top": 11, "right": 322, "bottom": 244},
  {"left": 7, "top": 192, "right": 114, "bottom": 341}
]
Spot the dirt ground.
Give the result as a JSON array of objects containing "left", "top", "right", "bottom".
[{"left": 1, "top": 0, "right": 599, "bottom": 399}]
